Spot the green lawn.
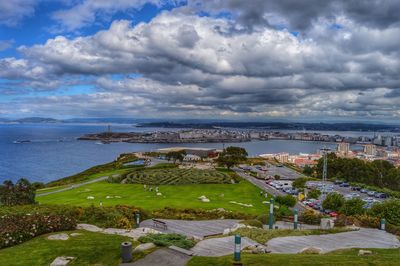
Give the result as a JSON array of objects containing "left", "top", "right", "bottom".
[
  {"left": 188, "top": 248, "right": 400, "bottom": 266},
  {"left": 0, "top": 230, "right": 134, "bottom": 266},
  {"left": 37, "top": 180, "right": 268, "bottom": 215}
]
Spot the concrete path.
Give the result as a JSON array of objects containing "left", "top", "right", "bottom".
[
  {"left": 139, "top": 219, "right": 240, "bottom": 239},
  {"left": 191, "top": 235, "right": 262, "bottom": 257},
  {"left": 267, "top": 228, "right": 400, "bottom": 253},
  {"left": 121, "top": 248, "right": 191, "bottom": 266},
  {"left": 36, "top": 176, "right": 108, "bottom": 197}
]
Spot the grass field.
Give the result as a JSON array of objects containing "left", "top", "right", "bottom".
[
  {"left": 37, "top": 180, "right": 268, "bottom": 215},
  {"left": 122, "top": 168, "right": 233, "bottom": 185},
  {"left": 188, "top": 248, "right": 400, "bottom": 266},
  {"left": 0, "top": 230, "right": 134, "bottom": 266}
]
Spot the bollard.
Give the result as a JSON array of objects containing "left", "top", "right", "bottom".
[
  {"left": 380, "top": 219, "right": 386, "bottom": 231},
  {"left": 269, "top": 198, "right": 274, "bottom": 229},
  {"left": 121, "top": 242, "right": 132, "bottom": 263},
  {"left": 135, "top": 213, "right": 141, "bottom": 228},
  {"left": 294, "top": 209, "right": 298, "bottom": 230},
  {"left": 234, "top": 234, "right": 241, "bottom": 261}
]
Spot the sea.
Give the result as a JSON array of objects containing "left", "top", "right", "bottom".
[{"left": 0, "top": 123, "right": 387, "bottom": 183}]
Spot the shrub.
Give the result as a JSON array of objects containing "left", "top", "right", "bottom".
[
  {"left": 370, "top": 199, "right": 400, "bottom": 226},
  {"left": 275, "top": 195, "right": 296, "bottom": 207},
  {"left": 138, "top": 233, "right": 195, "bottom": 249},
  {"left": 152, "top": 207, "right": 254, "bottom": 220},
  {"left": 0, "top": 214, "right": 76, "bottom": 249},
  {"left": 322, "top": 193, "right": 345, "bottom": 211},
  {"left": 308, "top": 189, "right": 321, "bottom": 199},
  {"left": 299, "top": 210, "right": 322, "bottom": 225},
  {"left": 340, "top": 198, "right": 365, "bottom": 216}
]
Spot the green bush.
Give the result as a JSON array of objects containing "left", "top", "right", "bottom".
[
  {"left": 340, "top": 198, "right": 365, "bottom": 216},
  {"left": 138, "top": 233, "right": 195, "bottom": 249},
  {"left": 275, "top": 195, "right": 296, "bottom": 207},
  {"left": 152, "top": 207, "right": 255, "bottom": 220},
  {"left": 299, "top": 210, "right": 322, "bottom": 225},
  {"left": 322, "top": 193, "right": 345, "bottom": 211},
  {"left": 370, "top": 199, "right": 400, "bottom": 226},
  {"left": 308, "top": 189, "right": 321, "bottom": 199}
]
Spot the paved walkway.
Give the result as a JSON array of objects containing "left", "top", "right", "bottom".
[
  {"left": 267, "top": 228, "right": 400, "bottom": 253},
  {"left": 36, "top": 176, "right": 108, "bottom": 196},
  {"left": 191, "top": 235, "right": 263, "bottom": 257},
  {"left": 121, "top": 248, "right": 191, "bottom": 266},
  {"left": 139, "top": 219, "right": 240, "bottom": 239}
]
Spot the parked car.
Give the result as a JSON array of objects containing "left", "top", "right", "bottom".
[
  {"left": 334, "top": 180, "right": 342, "bottom": 185},
  {"left": 351, "top": 186, "right": 361, "bottom": 191},
  {"left": 329, "top": 212, "right": 338, "bottom": 217},
  {"left": 340, "top": 182, "right": 350, "bottom": 187},
  {"left": 360, "top": 189, "right": 368, "bottom": 193},
  {"left": 367, "top": 191, "right": 376, "bottom": 197}
]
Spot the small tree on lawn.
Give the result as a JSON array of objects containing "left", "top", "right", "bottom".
[
  {"left": 274, "top": 174, "right": 281, "bottom": 180},
  {"left": 293, "top": 177, "right": 307, "bottom": 189},
  {"left": 322, "top": 192, "right": 345, "bottom": 211},
  {"left": 217, "top": 146, "right": 248, "bottom": 169},
  {"left": 0, "top": 178, "right": 36, "bottom": 206}
]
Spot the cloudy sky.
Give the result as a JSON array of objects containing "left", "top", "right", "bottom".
[{"left": 0, "top": 0, "right": 399, "bottom": 121}]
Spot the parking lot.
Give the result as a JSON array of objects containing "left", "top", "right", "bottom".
[{"left": 240, "top": 163, "right": 302, "bottom": 180}]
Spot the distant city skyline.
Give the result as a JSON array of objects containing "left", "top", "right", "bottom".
[{"left": 1, "top": 1, "right": 400, "bottom": 121}]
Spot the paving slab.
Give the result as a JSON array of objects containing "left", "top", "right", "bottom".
[
  {"left": 139, "top": 219, "right": 240, "bottom": 239},
  {"left": 121, "top": 248, "right": 190, "bottom": 266},
  {"left": 267, "top": 228, "right": 400, "bottom": 253},
  {"left": 191, "top": 236, "right": 263, "bottom": 257}
]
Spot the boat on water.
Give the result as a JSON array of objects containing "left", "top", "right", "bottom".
[{"left": 13, "top": 140, "right": 31, "bottom": 144}]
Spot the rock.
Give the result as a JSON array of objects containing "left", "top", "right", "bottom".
[
  {"left": 50, "top": 256, "right": 75, "bottom": 266},
  {"left": 299, "top": 247, "right": 322, "bottom": 254},
  {"left": 216, "top": 208, "right": 226, "bottom": 212},
  {"left": 156, "top": 192, "right": 162, "bottom": 196},
  {"left": 223, "top": 228, "right": 231, "bottom": 235},
  {"left": 358, "top": 250, "right": 373, "bottom": 256},
  {"left": 76, "top": 224, "right": 103, "bottom": 232},
  {"left": 133, "top": 243, "right": 156, "bottom": 252},
  {"left": 320, "top": 218, "right": 335, "bottom": 229},
  {"left": 198, "top": 195, "right": 207, "bottom": 200},
  {"left": 105, "top": 196, "right": 113, "bottom": 199},
  {"left": 70, "top": 233, "right": 82, "bottom": 237},
  {"left": 86, "top": 196, "right": 94, "bottom": 200},
  {"left": 47, "top": 233, "right": 69, "bottom": 241},
  {"left": 201, "top": 198, "right": 210, "bottom": 202}
]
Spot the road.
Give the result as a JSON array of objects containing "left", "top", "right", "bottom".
[
  {"left": 234, "top": 168, "right": 307, "bottom": 212},
  {"left": 36, "top": 175, "right": 109, "bottom": 197}
]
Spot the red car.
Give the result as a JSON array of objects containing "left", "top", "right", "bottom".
[{"left": 329, "top": 212, "right": 338, "bottom": 217}]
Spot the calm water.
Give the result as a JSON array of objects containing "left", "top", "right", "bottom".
[{"left": 0, "top": 124, "right": 366, "bottom": 183}]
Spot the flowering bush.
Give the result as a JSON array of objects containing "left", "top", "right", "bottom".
[{"left": 0, "top": 214, "right": 76, "bottom": 249}]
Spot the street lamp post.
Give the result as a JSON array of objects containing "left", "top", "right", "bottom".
[{"left": 269, "top": 198, "right": 274, "bottom": 229}]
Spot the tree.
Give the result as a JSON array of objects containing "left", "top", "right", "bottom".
[
  {"left": 274, "top": 174, "right": 281, "bottom": 180},
  {"left": 275, "top": 195, "right": 296, "bottom": 207},
  {"left": 293, "top": 177, "right": 307, "bottom": 189},
  {"left": 166, "top": 150, "right": 186, "bottom": 163},
  {"left": 370, "top": 199, "right": 400, "bottom": 226},
  {"left": 217, "top": 146, "right": 248, "bottom": 169},
  {"left": 322, "top": 193, "right": 345, "bottom": 211},
  {"left": 340, "top": 198, "right": 365, "bottom": 216},
  {"left": 308, "top": 189, "right": 321, "bottom": 199},
  {"left": 303, "top": 165, "right": 313, "bottom": 176}
]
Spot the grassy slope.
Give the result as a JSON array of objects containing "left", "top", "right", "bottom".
[
  {"left": 188, "top": 249, "right": 400, "bottom": 266},
  {"left": 0, "top": 230, "right": 134, "bottom": 266},
  {"left": 37, "top": 180, "right": 268, "bottom": 215}
]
